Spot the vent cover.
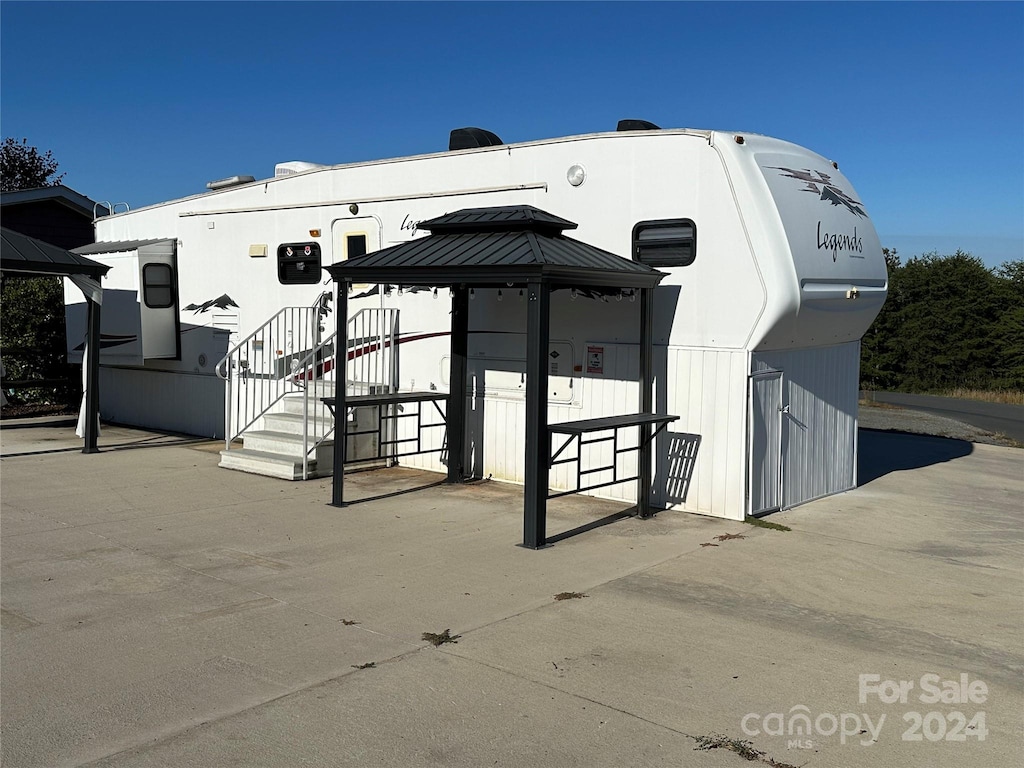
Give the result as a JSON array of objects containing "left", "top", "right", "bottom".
[
  {"left": 449, "top": 127, "right": 503, "bottom": 151},
  {"left": 616, "top": 119, "right": 661, "bottom": 132}
]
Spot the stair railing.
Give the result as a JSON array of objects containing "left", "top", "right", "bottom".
[
  {"left": 216, "top": 292, "right": 334, "bottom": 450},
  {"left": 299, "top": 307, "right": 399, "bottom": 479}
]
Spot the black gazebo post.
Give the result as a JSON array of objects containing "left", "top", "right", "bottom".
[
  {"left": 523, "top": 278, "right": 551, "bottom": 548},
  {"left": 330, "top": 280, "right": 349, "bottom": 506},
  {"left": 638, "top": 286, "right": 655, "bottom": 517},
  {"left": 82, "top": 296, "right": 102, "bottom": 454},
  {"left": 447, "top": 285, "right": 469, "bottom": 483}
]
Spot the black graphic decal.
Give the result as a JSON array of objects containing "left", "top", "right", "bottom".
[
  {"left": 184, "top": 294, "right": 239, "bottom": 313},
  {"left": 770, "top": 167, "right": 866, "bottom": 218}
]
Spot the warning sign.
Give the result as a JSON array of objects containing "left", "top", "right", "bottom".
[{"left": 586, "top": 345, "right": 604, "bottom": 375}]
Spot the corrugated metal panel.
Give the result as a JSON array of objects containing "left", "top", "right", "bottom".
[
  {"left": 420, "top": 206, "right": 577, "bottom": 234},
  {"left": 406, "top": 343, "right": 752, "bottom": 521},
  {"left": 100, "top": 368, "right": 223, "bottom": 438},
  {"left": 1, "top": 227, "right": 109, "bottom": 278},
  {"left": 342, "top": 230, "right": 658, "bottom": 275},
  {"left": 752, "top": 341, "right": 860, "bottom": 509},
  {"left": 73, "top": 238, "right": 172, "bottom": 255}
]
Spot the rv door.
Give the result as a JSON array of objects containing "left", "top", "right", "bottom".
[{"left": 137, "top": 242, "right": 180, "bottom": 359}]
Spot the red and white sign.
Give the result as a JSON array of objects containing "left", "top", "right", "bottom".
[{"left": 586, "top": 345, "right": 604, "bottom": 375}]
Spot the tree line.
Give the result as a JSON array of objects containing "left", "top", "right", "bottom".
[{"left": 860, "top": 249, "right": 1024, "bottom": 393}]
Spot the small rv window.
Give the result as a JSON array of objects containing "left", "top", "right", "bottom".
[
  {"left": 277, "top": 242, "right": 322, "bottom": 285},
  {"left": 632, "top": 219, "right": 696, "bottom": 267},
  {"left": 142, "top": 264, "right": 175, "bottom": 308},
  {"left": 346, "top": 234, "right": 367, "bottom": 260}
]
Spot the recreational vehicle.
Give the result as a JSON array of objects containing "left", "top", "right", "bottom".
[{"left": 66, "top": 122, "right": 888, "bottom": 520}]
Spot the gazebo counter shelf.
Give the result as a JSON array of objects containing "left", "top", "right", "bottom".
[
  {"left": 321, "top": 391, "right": 447, "bottom": 464},
  {"left": 547, "top": 412, "right": 679, "bottom": 515}
]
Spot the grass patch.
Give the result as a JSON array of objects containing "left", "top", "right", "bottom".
[
  {"left": 744, "top": 516, "right": 791, "bottom": 531},
  {"left": 421, "top": 629, "right": 460, "bottom": 646},
  {"left": 941, "top": 388, "right": 1024, "bottom": 405}
]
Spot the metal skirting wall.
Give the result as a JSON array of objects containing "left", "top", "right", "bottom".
[
  {"left": 407, "top": 344, "right": 748, "bottom": 520},
  {"left": 99, "top": 367, "right": 225, "bottom": 438},
  {"left": 751, "top": 341, "right": 861, "bottom": 510}
]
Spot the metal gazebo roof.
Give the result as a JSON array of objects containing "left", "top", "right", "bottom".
[
  {"left": 1, "top": 227, "right": 110, "bottom": 279},
  {"left": 327, "top": 205, "right": 664, "bottom": 289},
  {"left": 0, "top": 227, "right": 108, "bottom": 455}
]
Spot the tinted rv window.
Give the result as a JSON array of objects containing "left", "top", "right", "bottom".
[
  {"left": 142, "top": 263, "right": 175, "bottom": 308},
  {"left": 277, "top": 242, "right": 322, "bottom": 284},
  {"left": 632, "top": 219, "right": 696, "bottom": 267},
  {"left": 346, "top": 234, "right": 367, "bottom": 259}
]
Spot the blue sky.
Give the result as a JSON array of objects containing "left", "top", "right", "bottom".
[{"left": 2, "top": 1, "right": 1022, "bottom": 268}]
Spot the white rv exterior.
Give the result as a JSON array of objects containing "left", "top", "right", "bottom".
[{"left": 66, "top": 127, "right": 887, "bottom": 519}]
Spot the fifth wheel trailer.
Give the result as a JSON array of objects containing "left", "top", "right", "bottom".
[{"left": 66, "top": 122, "right": 888, "bottom": 519}]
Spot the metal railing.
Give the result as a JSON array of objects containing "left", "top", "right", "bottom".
[{"left": 216, "top": 293, "right": 398, "bottom": 479}]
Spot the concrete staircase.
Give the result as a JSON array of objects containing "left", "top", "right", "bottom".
[{"left": 218, "top": 391, "right": 337, "bottom": 480}]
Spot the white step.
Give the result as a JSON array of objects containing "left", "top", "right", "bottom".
[
  {"left": 218, "top": 447, "right": 331, "bottom": 480},
  {"left": 263, "top": 411, "right": 334, "bottom": 437},
  {"left": 241, "top": 430, "right": 321, "bottom": 457}
]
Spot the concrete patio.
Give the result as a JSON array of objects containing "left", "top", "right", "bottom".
[{"left": 1, "top": 417, "right": 1021, "bottom": 767}]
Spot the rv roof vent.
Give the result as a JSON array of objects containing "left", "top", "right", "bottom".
[
  {"left": 616, "top": 119, "right": 661, "bottom": 132},
  {"left": 206, "top": 175, "right": 256, "bottom": 191},
  {"left": 449, "top": 127, "right": 503, "bottom": 151},
  {"left": 274, "top": 161, "right": 327, "bottom": 178}
]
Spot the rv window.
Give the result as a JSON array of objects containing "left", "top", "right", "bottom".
[
  {"left": 632, "top": 219, "right": 696, "bottom": 267},
  {"left": 346, "top": 234, "right": 367, "bottom": 259},
  {"left": 277, "top": 242, "right": 322, "bottom": 285},
  {"left": 142, "top": 264, "right": 175, "bottom": 308}
]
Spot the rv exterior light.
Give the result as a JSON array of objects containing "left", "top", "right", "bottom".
[
  {"left": 570, "top": 288, "right": 578, "bottom": 300},
  {"left": 309, "top": 229, "right": 321, "bottom": 237},
  {"left": 349, "top": 204, "right": 359, "bottom": 215},
  {"left": 497, "top": 289, "right": 503, "bottom": 301},
  {"left": 567, "top": 164, "right": 587, "bottom": 187},
  {"left": 384, "top": 285, "right": 392, "bottom": 297},
  {"left": 832, "top": 161, "right": 839, "bottom": 169},
  {"left": 470, "top": 288, "right": 475, "bottom": 300},
  {"left": 432, "top": 287, "right": 438, "bottom": 298},
  {"left": 398, "top": 286, "right": 404, "bottom": 296},
  {"left": 735, "top": 136, "right": 745, "bottom": 145}
]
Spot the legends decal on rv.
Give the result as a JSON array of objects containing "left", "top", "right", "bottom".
[{"left": 816, "top": 222, "right": 864, "bottom": 262}]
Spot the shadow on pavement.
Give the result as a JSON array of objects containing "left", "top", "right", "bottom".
[{"left": 858, "top": 428, "right": 973, "bottom": 485}]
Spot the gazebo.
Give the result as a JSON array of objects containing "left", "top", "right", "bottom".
[
  {"left": 326, "top": 206, "right": 674, "bottom": 548},
  {"left": 0, "top": 227, "right": 109, "bottom": 452}
]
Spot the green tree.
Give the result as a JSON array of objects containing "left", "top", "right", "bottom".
[
  {"left": 0, "top": 137, "right": 65, "bottom": 191},
  {"left": 1, "top": 138, "right": 74, "bottom": 407},
  {"left": 861, "top": 250, "right": 1023, "bottom": 393}
]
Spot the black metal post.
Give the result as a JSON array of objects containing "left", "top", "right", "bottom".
[
  {"left": 82, "top": 297, "right": 102, "bottom": 454},
  {"left": 638, "top": 286, "right": 654, "bottom": 518},
  {"left": 330, "top": 281, "right": 349, "bottom": 506},
  {"left": 523, "top": 279, "right": 550, "bottom": 548},
  {"left": 447, "top": 285, "right": 469, "bottom": 483}
]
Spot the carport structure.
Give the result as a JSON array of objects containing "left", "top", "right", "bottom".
[
  {"left": 326, "top": 206, "right": 672, "bottom": 548},
  {"left": 0, "top": 227, "right": 109, "bottom": 452}
]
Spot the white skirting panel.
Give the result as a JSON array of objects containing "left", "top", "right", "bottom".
[
  {"left": 418, "top": 344, "right": 748, "bottom": 520},
  {"left": 99, "top": 367, "right": 225, "bottom": 438},
  {"left": 658, "top": 347, "right": 749, "bottom": 520},
  {"left": 751, "top": 341, "right": 861, "bottom": 509}
]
